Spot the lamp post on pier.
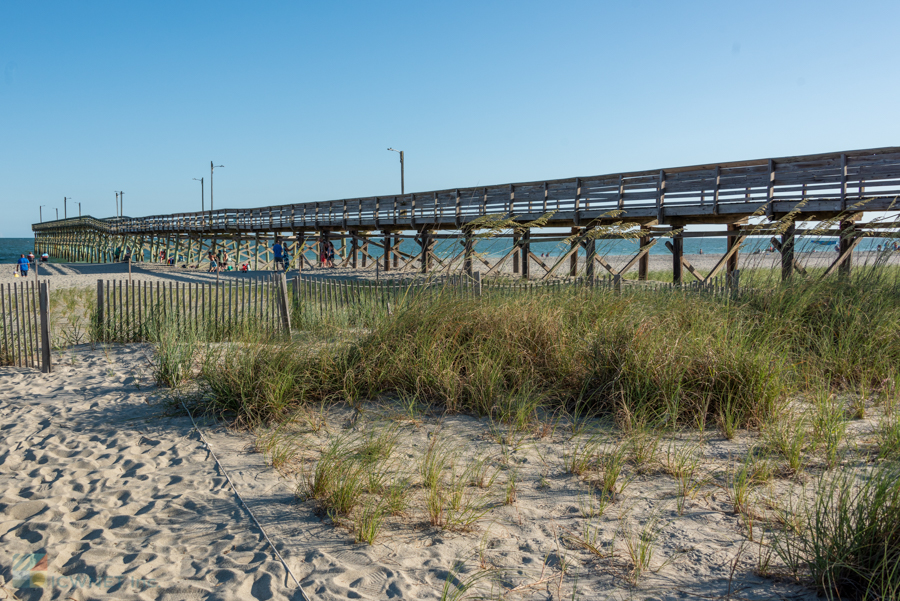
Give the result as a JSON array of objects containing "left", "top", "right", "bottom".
[
  {"left": 210, "top": 163, "right": 224, "bottom": 234},
  {"left": 39, "top": 205, "right": 46, "bottom": 223},
  {"left": 114, "top": 191, "right": 123, "bottom": 217},
  {"left": 193, "top": 177, "right": 205, "bottom": 212},
  {"left": 387, "top": 148, "right": 404, "bottom": 194},
  {"left": 210, "top": 162, "right": 224, "bottom": 212}
]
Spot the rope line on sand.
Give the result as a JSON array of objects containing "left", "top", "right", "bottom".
[{"left": 181, "top": 400, "right": 312, "bottom": 601}]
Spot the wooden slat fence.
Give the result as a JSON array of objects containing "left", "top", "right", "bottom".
[
  {"left": 95, "top": 275, "right": 287, "bottom": 342},
  {"left": 291, "top": 271, "right": 742, "bottom": 322},
  {"left": 1, "top": 280, "right": 52, "bottom": 372}
]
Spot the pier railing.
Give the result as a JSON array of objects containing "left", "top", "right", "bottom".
[{"left": 31, "top": 147, "right": 900, "bottom": 236}]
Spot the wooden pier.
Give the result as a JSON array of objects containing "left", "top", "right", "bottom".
[{"left": 31, "top": 146, "right": 900, "bottom": 283}]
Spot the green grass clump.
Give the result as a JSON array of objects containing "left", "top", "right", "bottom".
[
  {"left": 147, "top": 317, "right": 200, "bottom": 387},
  {"left": 775, "top": 464, "right": 900, "bottom": 600}
]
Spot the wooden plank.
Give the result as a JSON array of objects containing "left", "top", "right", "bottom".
[
  {"left": 664, "top": 241, "right": 703, "bottom": 281},
  {"left": 0, "top": 285, "right": 8, "bottom": 365},
  {"left": 840, "top": 153, "right": 848, "bottom": 210},
  {"left": 96, "top": 280, "right": 104, "bottom": 339},
  {"left": 619, "top": 239, "right": 659, "bottom": 277},
  {"left": 769, "top": 237, "right": 808, "bottom": 276},
  {"left": 528, "top": 251, "right": 552, "bottom": 274},
  {"left": 704, "top": 236, "right": 746, "bottom": 282},
  {"left": 540, "top": 229, "right": 589, "bottom": 280},
  {"left": 822, "top": 236, "right": 862, "bottom": 278},
  {"left": 39, "top": 281, "right": 51, "bottom": 373}
]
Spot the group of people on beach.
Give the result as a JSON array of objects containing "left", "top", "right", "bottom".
[
  {"left": 12, "top": 252, "right": 48, "bottom": 277},
  {"left": 206, "top": 249, "right": 231, "bottom": 273},
  {"left": 272, "top": 238, "right": 335, "bottom": 271}
]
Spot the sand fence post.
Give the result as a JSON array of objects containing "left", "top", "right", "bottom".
[
  {"left": 96, "top": 279, "right": 104, "bottom": 342},
  {"left": 277, "top": 272, "right": 291, "bottom": 334},
  {"left": 39, "top": 281, "right": 52, "bottom": 373}
]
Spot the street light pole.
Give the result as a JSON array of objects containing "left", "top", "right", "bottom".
[
  {"left": 193, "top": 177, "right": 205, "bottom": 212},
  {"left": 210, "top": 162, "right": 224, "bottom": 213},
  {"left": 387, "top": 148, "right": 404, "bottom": 194},
  {"left": 55, "top": 208, "right": 58, "bottom": 220},
  {"left": 40, "top": 205, "right": 46, "bottom": 223},
  {"left": 64, "top": 197, "right": 67, "bottom": 219},
  {"left": 79, "top": 202, "right": 81, "bottom": 217}
]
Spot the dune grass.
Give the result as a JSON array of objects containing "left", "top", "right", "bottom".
[
  {"left": 775, "top": 463, "right": 900, "bottom": 600},
  {"left": 190, "top": 272, "right": 900, "bottom": 433}
]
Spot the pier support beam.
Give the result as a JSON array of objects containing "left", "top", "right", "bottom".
[
  {"left": 361, "top": 235, "right": 368, "bottom": 268},
  {"left": 569, "top": 227, "right": 579, "bottom": 277},
  {"left": 392, "top": 233, "right": 399, "bottom": 269},
  {"left": 639, "top": 229, "right": 651, "bottom": 281},
  {"left": 382, "top": 230, "right": 391, "bottom": 272},
  {"left": 585, "top": 230, "right": 596, "bottom": 280},
  {"left": 781, "top": 222, "right": 796, "bottom": 282},
  {"left": 349, "top": 230, "right": 358, "bottom": 268},
  {"left": 512, "top": 233, "right": 520, "bottom": 274},
  {"left": 419, "top": 230, "right": 432, "bottom": 274},
  {"left": 839, "top": 220, "right": 855, "bottom": 279},
  {"left": 521, "top": 228, "right": 531, "bottom": 279},
  {"left": 672, "top": 235, "right": 683, "bottom": 285},
  {"left": 727, "top": 222, "right": 741, "bottom": 286}
]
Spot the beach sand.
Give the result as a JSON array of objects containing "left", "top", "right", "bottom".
[
  {"left": 0, "top": 345, "right": 300, "bottom": 600},
  {"left": 1, "top": 343, "right": 856, "bottom": 600}
]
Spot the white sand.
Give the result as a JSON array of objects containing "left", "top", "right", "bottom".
[
  {"left": 0, "top": 343, "right": 844, "bottom": 599},
  {"left": 0, "top": 345, "right": 298, "bottom": 600}
]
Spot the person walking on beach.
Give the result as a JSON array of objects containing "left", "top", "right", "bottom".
[
  {"left": 326, "top": 240, "right": 336, "bottom": 268},
  {"left": 273, "top": 239, "right": 284, "bottom": 271},
  {"left": 17, "top": 254, "right": 30, "bottom": 277},
  {"left": 207, "top": 251, "right": 218, "bottom": 273}
]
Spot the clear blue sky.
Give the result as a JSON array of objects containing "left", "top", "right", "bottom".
[{"left": 2, "top": 0, "right": 899, "bottom": 237}]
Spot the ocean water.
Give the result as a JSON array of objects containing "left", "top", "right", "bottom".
[
  {"left": 0, "top": 238, "right": 36, "bottom": 264},
  {"left": 3, "top": 235, "right": 895, "bottom": 267}
]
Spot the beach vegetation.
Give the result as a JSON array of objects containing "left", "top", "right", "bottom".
[{"left": 773, "top": 464, "right": 900, "bottom": 600}]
